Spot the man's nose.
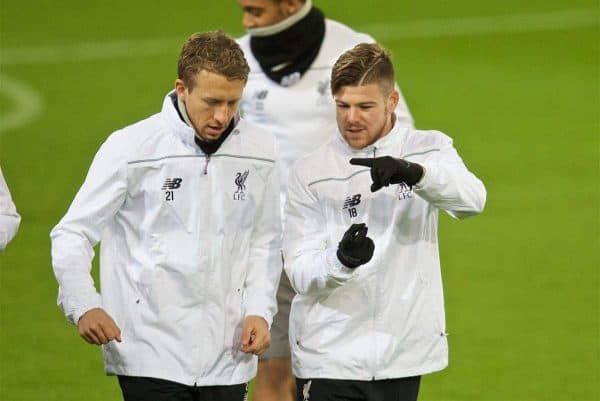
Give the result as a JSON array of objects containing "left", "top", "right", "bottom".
[
  {"left": 347, "top": 107, "right": 360, "bottom": 123},
  {"left": 214, "top": 105, "right": 230, "bottom": 125},
  {"left": 243, "top": 14, "right": 257, "bottom": 29}
]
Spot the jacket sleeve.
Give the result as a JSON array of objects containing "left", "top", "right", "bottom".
[
  {"left": 412, "top": 131, "right": 486, "bottom": 219},
  {"left": 0, "top": 167, "right": 21, "bottom": 251},
  {"left": 50, "top": 132, "right": 128, "bottom": 324},
  {"left": 243, "top": 161, "right": 283, "bottom": 327},
  {"left": 283, "top": 165, "right": 357, "bottom": 296}
]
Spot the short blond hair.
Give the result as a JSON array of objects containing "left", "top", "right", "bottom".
[
  {"left": 178, "top": 31, "right": 250, "bottom": 89},
  {"left": 331, "top": 43, "right": 395, "bottom": 95}
]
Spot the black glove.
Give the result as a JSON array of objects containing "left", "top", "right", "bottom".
[
  {"left": 350, "top": 156, "right": 423, "bottom": 192},
  {"left": 336, "top": 223, "right": 375, "bottom": 269}
]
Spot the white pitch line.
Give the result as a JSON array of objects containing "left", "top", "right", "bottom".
[
  {"left": 0, "top": 37, "right": 183, "bottom": 66},
  {"left": 363, "top": 8, "right": 598, "bottom": 40},
  {"left": 0, "top": 8, "right": 597, "bottom": 66},
  {"left": 0, "top": 74, "right": 43, "bottom": 136}
]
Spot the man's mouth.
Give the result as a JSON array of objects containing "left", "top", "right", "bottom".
[
  {"left": 206, "top": 125, "right": 224, "bottom": 135},
  {"left": 346, "top": 126, "right": 364, "bottom": 134}
]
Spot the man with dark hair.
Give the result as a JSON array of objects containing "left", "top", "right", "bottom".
[
  {"left": 235, "top": 2, "right": 413, "bottom": 399},
  {"left": 284, "top": 43, "right": 486, "bottom": 401},
  {"left": 51, "top": 31, "right": 282, "bottom": 401}
]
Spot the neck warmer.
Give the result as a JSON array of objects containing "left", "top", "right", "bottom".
[
  {"left": 170, "top": 92, "right": 238, "bottom": 155},
  {"left": 249, "top": 4, "right": 325, "bottom": 86}
]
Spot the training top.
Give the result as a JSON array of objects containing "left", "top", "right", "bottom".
[
  {"left": 284, "top": 116, "right": 486, "bottom": 380},
  {"left": 51, "top": 92, "right": 282, "bottom": 386}
]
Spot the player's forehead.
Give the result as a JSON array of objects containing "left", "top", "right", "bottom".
[
  {"left": 237, "top": 0, "right": 279, "bottom": 12},
  {"left": 334, "top": 83, "right": 385, "bottom": 104},
  {"left": 191, "top": 70, "right": 245, "bottom": 97}
]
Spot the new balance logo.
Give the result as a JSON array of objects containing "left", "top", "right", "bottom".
[
  {"left": 343, "top": 194, "right": 361, "bottom": 209},
  {"left": 343, "top": 194, "right": 361, "bottom": 218},
  {"left": 162, "top": 178, "right": 182, "bottom": 190},
  {"left": 162, "top": 178, "right": 182, "bottom": 201},
  {"left": 234, "top": 170, "right": 249, "bottom": 201},
  {"left": 254, "top": 90, "right": 269, "bottom": 100},
  {"left": 253, "top": 90, "right": 268, "bottom": 111}
]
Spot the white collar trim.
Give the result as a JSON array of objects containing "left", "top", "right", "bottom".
[{"left": 246, "top": 0, "right": 312, "bottom": 37}]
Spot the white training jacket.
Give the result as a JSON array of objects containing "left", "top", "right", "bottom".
[
  {"left": 0, "top": 166, "right": 21, "bottom": 251},
  {"left": 51, "top": 92, "right": 282, "bottom": 386},
  {"left": 238, "top": 18, "right": 414, "bottom": 207},
  {"left": 284, "top": 117, "right": 486, "bottom": 380}
]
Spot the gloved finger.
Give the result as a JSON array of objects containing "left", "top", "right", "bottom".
[
  {"left": 371, "top": 181, "right": 384, "bottom": 192},
  {"left": 378, "top": 168, "right": 395, "bottom": 187},
  {"left": 349, "top": 224, "right": 365, "bottom": 242},
  {"left": 370, "top": 168, "right": 383, "bottom": 189},
  {"left": 341, "top": 223, "right": 363, "bottom": 247},
  {"left": 353, "top": 225, "right": 368, "bottom": 242},
  {"left": 398, "top": 159, "right": 411, "bottom": 168},
  {"left": 347, "top": 223, "right": 366, "bottom": 235},
  {"left": 349, "top": 158, "right": 374, "bottom": 167}
]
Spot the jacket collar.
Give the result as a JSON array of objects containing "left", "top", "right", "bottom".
[
  {"left": 161, "top": 91, "right": 198, "bottom": 149},
  {"left": 334, "top": 114, "right": 409, "bottom": 157},
  {"left": 160, "top": 90, "right": 240, "bottom": 152}
]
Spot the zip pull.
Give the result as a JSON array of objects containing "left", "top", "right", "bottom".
[
  {"left": 372, "top": 146, "right": 377, "bottom": 158},
  {"left": 204, "top": 155, "right": 210, "bottom": 175}
]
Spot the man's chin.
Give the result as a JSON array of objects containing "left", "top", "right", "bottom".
[
  {"left": 344, "top": 134, "right": 367, "bottom": 149},
  {"left": 198, "top": 131, "right": 223, "bottom": 142}
]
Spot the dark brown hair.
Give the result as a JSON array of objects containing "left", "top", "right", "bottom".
[
  {"left": 331, "top": 43, "right": 395, "bottom": 95},
  {"left": 178, "top": 31, "right": 250, "bottom": 89}
]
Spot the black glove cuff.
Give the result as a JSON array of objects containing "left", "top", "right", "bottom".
[
  {"left": 336, "top": 248, "right": 361, "bottom": 269},
  {"left": 403, "top": 161, "right": 424, "bottom": 187}
]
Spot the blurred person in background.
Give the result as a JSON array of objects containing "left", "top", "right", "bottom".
[
  {"left": 283, "top": 43, "right": 486, "bottom": 401},
  {"left": 50, "top": 31, "right": 282, "bottom": 401},
  {"left": 0, "top": 166, "right": 21, "bottom": 251},
  {"left": 235, "top": 1, "right": 414, "bottom": 399}
]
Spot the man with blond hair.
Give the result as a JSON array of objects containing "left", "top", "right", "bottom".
[
  {"left": 51, "top": 31, "right": 282, "bottom": 401},
  {"left": 235, "top": 2, "right": 414, "bottom": 399},
  {"left": 284, "top": 43, "right": 486, "bottom": 400}
]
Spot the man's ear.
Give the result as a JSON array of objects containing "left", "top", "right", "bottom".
[
  {"left": 175, "top": 79, "right": 187, "bottom": 100},
  {"left": 387, "top": 89, "right": 399, "bottom": 113},
  {"left": 282, "top": 0, "right": 303, "bottom": 16}
]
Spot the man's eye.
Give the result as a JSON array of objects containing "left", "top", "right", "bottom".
[{"left": 245, "top": 7, "right": 262, "bottom": 17}]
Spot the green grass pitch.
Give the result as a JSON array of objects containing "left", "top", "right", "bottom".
[{"left": 0, "top": 1, "right": 598, "bottom": 400}]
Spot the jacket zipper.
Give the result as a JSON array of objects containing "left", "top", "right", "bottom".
[
  {"left": 371, "top": 145, "right": 378, "bottom": 380},
  {"left": 198, "top": 152, "right": 210, "bottom": 382},
  {"left": 204, "top": 154, "right": 210, "bottom": 175}
]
